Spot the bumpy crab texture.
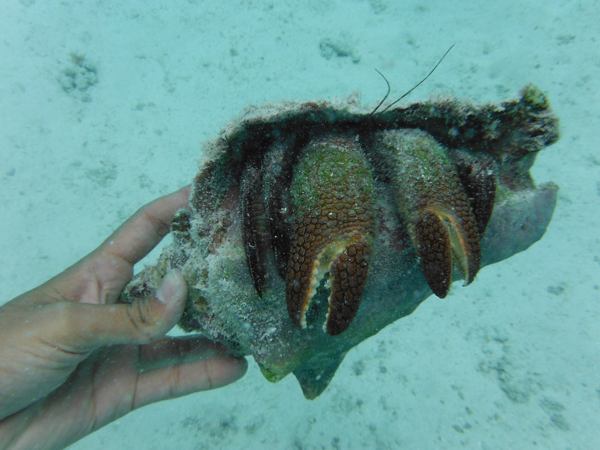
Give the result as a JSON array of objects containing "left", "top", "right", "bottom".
[{"left": 124, "top": 85, "right": 559, "bottom": 399}]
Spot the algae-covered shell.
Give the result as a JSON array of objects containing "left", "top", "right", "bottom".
[{"left": 124, "top": 86, "right": 559, "bottom": 398}]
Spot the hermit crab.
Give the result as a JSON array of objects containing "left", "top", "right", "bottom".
[{"left": 124, "top": 82, "right": 559, "bottom": 398}]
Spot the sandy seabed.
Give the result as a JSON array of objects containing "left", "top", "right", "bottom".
[{"left": 1, "top": 1, "right": 599, "bottom": 449}]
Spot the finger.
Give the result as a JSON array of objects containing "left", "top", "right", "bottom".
[
  {"left": 137, "top": 336, "right": 227, "bottom": 371},
  {"left": 28, "top": 186, "right": 191, "bottom": 306},
  {"left": 98, "top": 185, "right": 190, "bottom": 266},
  {"left": 133, "top": 339, "right": 247, "bottom": 408},
  {"left": 49, "top": 271, "right": 188, "bottom": 353}
]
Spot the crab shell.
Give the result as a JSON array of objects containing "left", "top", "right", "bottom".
[{"left": 124, "top": 85, "right": 559, "bottom": 398}]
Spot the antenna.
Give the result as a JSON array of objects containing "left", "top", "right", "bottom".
[
  {"left": 371, "top": 44, "right": 455, "bottom": 115},
  {"left": 369, "top": 69, "right": 391, "bottom": 115}
]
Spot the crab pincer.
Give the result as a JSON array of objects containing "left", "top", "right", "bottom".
[
  {"left": 286, "top": 135, "right": 375, "bottom": 335},
  {"left": 372, "top": 129, "right": 490, "bottom": 298}
]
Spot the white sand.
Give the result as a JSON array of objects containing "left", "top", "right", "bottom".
[{"left": 1, "top": 1, "right": 599, "bottom": 449}]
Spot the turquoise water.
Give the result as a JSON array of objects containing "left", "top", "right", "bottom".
[{"left": 1, "top": 1, "right": 598, "bottom": 449}]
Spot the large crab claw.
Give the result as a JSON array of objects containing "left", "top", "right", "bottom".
[
  {"left": 286, "top": 135, "right": 374, "bottom": 335},
  {"left": 287, "top": 233, "right": 371, "bottom": 335},
  {"left": 413, "top": 204, "right": 480, "bottom": 297},
  {"left": 372, "top": 129, "right": 493, "bottom": 298}
]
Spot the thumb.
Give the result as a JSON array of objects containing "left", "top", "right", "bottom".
[{"left": 61, "top": 271, "right": 188, "bottom": 351}]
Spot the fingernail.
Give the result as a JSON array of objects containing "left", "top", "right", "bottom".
[{"left": 156, "top": 271, "right": 185, "bottom": 304}]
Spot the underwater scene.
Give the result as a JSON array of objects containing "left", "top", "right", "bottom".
[{"left": 0, "top": 1, "right": 598, "bottom": 449}]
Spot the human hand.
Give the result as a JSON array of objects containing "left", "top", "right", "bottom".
[{"left": 0, "top": 187, "right": 247, "bottom": 450}]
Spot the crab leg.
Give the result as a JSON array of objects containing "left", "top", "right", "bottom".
[{"left": 241, "top": 165, "right": 271, "bottom": 296}]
